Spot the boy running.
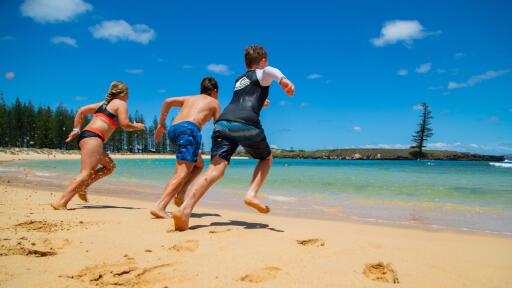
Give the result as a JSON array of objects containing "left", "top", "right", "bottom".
[
  {"left": 151, "top": 77, "right": 221, "bottom": 219},
  {"left": 173, "top": 45, "right": 295, "bottom": 230}
]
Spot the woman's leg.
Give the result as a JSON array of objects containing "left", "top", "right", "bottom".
[
  {"left": 77, "top": 154, "right": 116, "bottom": 202},
  {"left": 51, "top": 138, "right": 104, "bottom": 210}
]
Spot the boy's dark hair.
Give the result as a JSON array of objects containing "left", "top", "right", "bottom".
[
  {"left": 245, "top": 45, "right": 267, "bottom": 69},
  {"left": 200, "top": 77, "right": 218, "bottom": 96}
]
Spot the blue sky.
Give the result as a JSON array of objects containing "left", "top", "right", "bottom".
[{"left": 1, "top": 0, "right": 511, "bottom": 154}]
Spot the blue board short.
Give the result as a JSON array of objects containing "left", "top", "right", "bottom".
[
  {"left": 211, "top": 120, "right": 271, "bottom": 163},
  {"left": 168, "top": 121, "right": 202, "bottom": 163}
]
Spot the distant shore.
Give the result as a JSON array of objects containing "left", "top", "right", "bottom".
[
  {"left": 1, "top": 147, "right": 506, "bottom": 162},
  {"left": 255, "top": 148, "right": 505, "bottom": 161}
]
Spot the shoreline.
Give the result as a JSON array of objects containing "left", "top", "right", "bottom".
[
  {"left": 0, "top": 148, "right": 249, "bottom": 162},
  {"left": 0, "top": 183, "right": 511, "bottom": 287},
  {"left": 2, "top": 158, "right": 511, "bottom": 239}
]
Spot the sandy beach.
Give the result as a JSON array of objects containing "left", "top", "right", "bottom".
[{"left": 0, "top": 152, "right": 511, "bottom": 287}]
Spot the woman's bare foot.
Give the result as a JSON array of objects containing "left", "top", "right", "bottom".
[
  {"left": 78, "top": 190, "right": 88, "bottom": 202},
  {"left": 172, "top": 209, "right": 190, "bottom": 231},
  {"left": 50, "top": 202, "right": 67, "bottom": 210},
  {"left": 150, "top": 208, "right": 170, "bottom": 219},
  {"left": 244, "top": 196, "right": 270, "bottom": 214}
]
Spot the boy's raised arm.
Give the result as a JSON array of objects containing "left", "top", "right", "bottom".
[
  {"left": 155, "top": 96, "right": 187, "bottom": 142},
  {"left": 261, "top": 66, "right": 295, "bottom": 97},
  {"left": 279, "top": 78, "right": 295, "bottom": 97}
]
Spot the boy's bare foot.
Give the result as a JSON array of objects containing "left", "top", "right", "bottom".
[
  {"left": 50, "top": 202, "right": 67, "bottom": 210},
  {"left": 172, "top": 209, "right": 190, "bottom": 231},
  {"left": 78, "top": 190, "right": 88, "bottom": 202},
  {"left": 244, "top": 196, "right": 270, "bottom": 214},
  {"left": 174, "top": 194, "right": 184, "bottom": 207},
  {"left": 150, "top": 208, "right": 170, "bottom": 219}
]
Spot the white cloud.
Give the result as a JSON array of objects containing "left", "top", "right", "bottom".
[
  {"left": 90, "top": 20, "right": 155, "bottom": 45},
  {"left": 427, "top": 85, "right": 444, "bottom": 90},
  {"left": 51, "top": 36, "right": 77, "bottom": 47},
  {"left": 157, "top": 89, "right": 166, "bottom": 94},
  {"left": 21, "top": 0, "right": 92, "bottom": 23},
  {"left": 436, "top": 68, "right": 446, "bottom": 74},
  {"left": 206, "top": 64, "right": 232, "bottom": 76},
  {"left": 361, "top": 144, "right": 410, "bottom": 149},
  {"left": 125, "top": 69, "right": 144, "bottom": 75},
  {"left": 352, "top": 126, "right": 362, "bottom": 132},
  {"left": 307, "top": 74, "right": 322, "bottom": 79},
  {"left": 371, "top": 20, "right": 440, "bottom": 47},
  {"left": 448, "top": 69, "right": 510, "bottom": 89},
  {"left": 469, "top": 144, "right": 479, "bottom": 148},
  {"left": 427, "top": 142, "right": 462, "bottom": 150},
  {"left": 412, "top": 104, "right": 423, "bottom": 111},
  {"left": 74, "top": 96, "right": 86, "bottom": 101},
  {"left": 270, "top": 144, "right": 279, "bottom": 149},
  {"left": 5, "top": 72, "right": 15, "bottom": 80},
  {"left": 454, "top": 52, "right": 465, "bottom": 59},
  {"left": 489, "top": 116, "right": 499, "bottom": 122},
  {"left": 416, "top": 62, "right": 432, "bottom": 74},
  {"left": 397, "top": 69, "right": 408, "bottom": 76}
]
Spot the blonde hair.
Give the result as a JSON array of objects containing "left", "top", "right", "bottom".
[{"left": 104, "top": 81, "right": 128, "bottom": 107}]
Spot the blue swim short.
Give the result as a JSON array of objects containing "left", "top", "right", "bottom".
[
  {"left": 168, "top": 121, "right": 202, "bottom": 163},
  {"left": 211, "top": 120, "right": 271, "bottom": 163}
]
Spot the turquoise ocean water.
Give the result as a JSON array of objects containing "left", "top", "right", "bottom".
[{"left": 2, "top": 159, "right": 511, "bottom": 235}]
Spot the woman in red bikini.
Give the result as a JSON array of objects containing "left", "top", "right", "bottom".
[{"left": 51, "top": 81, "right": 145, "bottom": 210}]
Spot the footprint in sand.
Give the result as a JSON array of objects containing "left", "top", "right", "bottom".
[
  {"left": 13, "top": 220, "right": 88, "bottom": 233},
  {"left": 0, "top": 236, "right": 71, "bottom": 257},
  {"left": 240, "top": 266, "right": 281, "bottom": 283},
  {"left": 296, "top": 238, "right": 325, "bottom": 247},
  {"left": 64, "top": 259, "right": 177, "bottom": 287},
  {"left": 170, "top": 240, "right": 198, "bottom": 253},
  {"left": 363, "top": 262, "right": 399, "bottom": 284}
]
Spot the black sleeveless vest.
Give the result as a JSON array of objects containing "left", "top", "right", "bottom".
[{"left": 217, "top": 70, "right": 270, "bottom": 128}]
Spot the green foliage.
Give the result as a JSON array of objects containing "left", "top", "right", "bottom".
[
  {"left": 0, "top": 97, "right": 169, "bottom": 153},
  {"left": 411, "top": 102, "right": 434, "bottom": 155}
]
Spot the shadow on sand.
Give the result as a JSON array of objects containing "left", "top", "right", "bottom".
[
  {"left": 71, "top": 204, "right": 143, "bottom": 210},
  {"left": 189, "top": 220, "right": 284, "bottom": 233},
  {"left": 190, "top": 212, "right": 222, "bottom": 218}
]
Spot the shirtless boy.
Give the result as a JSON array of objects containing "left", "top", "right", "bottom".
[
  {"left": 172, "top": 45, "right": 295, "bottom": 230},
  {"left": 150, "top": 77, "right": 221, "bottom": 218}
]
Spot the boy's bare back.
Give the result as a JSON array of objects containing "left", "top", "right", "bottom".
[{"left": 172, "top": 94, "right": 220, "bottom": 129}]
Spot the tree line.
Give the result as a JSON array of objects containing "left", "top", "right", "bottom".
[{"left": 0, "top": 95, "right": 206, "bottom": 153}]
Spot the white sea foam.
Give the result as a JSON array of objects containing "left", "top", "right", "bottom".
[
  {"left": 0, "top": 167, "right": 22, "bottom": 172},
  {"left": 490, "top": 162, "right": 512, "bottom": 168},
  {"left": 267, "top": 195, "right": 297, "bottom": 203},
  {"left": 35, "top": 172, "right": 54, "bottom": 176}
]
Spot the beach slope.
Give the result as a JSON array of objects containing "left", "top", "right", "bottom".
[{"left": 0, "top": 183, "right": 511, "bottom": 287}]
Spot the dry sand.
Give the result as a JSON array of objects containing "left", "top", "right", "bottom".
[
  {"left": 0, "top": 183, "right": 511, "bottom": 287},
  {"left": 1, "top": 150, "right": 511, "bottom": 287}
]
